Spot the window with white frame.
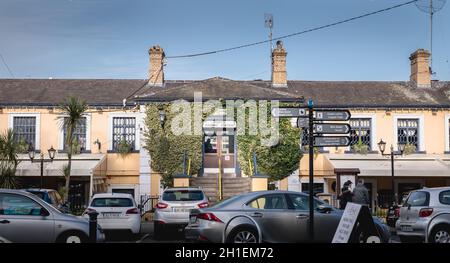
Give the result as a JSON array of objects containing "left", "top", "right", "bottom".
[
  {"left": 63, "top": 117, "right": 87, "bottom": 152},
  {"left": 349, "top": 118, "right": 372, "bottom": 150},
  {"left": 397, "top": 119, "right": 419, "bottom": 149},
  {"left": 13, "top": 116, "right": 36, "bottom": 148},
  {"left": 112, "top": 117, "right": 136, "bottom": 151}
]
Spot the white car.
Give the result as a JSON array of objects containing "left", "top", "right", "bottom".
[{"left": 83, "top": 193, "right": 141, "bottom": 235}]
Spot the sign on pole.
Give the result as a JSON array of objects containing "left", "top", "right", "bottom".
[
  {"left": 271, "top": 108, "right": 307, "bottom": 118},
  {"left": 314, "top": 110, "right": 351, "bottom": 121},
  {"left": 297, "top": 117, "right": 308, "bottom": 128},
  {"left": 313, "top": 123, "right": 351, "bottom": 134},
  {"left": 314, "top": 136, "right": 351, "bottom": 147}
]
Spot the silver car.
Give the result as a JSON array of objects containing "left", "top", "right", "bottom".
[
  {"left": 0, "top": 189, "right": 105, "bottom": 243},
  {"left": 396, "top": 187, "right": 450, "bottom": 243},
  {"left": 185, "top": 190, "right": 390, "bottom": 243},
  {"left": 153, "top": 187, "right": 209, "bottom": 239}
]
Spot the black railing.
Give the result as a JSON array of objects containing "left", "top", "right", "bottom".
[{"left": 140, "top": 194, "right": 159, "bottom": 216}]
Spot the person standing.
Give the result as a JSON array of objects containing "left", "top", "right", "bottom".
[
  {"left": 339, "top": 180, "right": 353, "bottom": 210},
  {"left": 353, "top": 179, "right": 370, "bottom": 207}
]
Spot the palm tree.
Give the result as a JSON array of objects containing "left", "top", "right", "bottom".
[
  {"left": 59, "top": 96, "right": 88, "bottom": 203},
  {"left": 0, "top": 129, "right": 21, "bottom": 188}
]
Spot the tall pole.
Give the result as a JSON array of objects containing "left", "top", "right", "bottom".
[
  {"left": 40, "top": 153, "right": 44, "bottom": 189},
  {"left": 391, "top": 145, "right": 396, "bottom": 205},
  {"left": 430, "top": 0, "right": 433, "bottom": 72},
  {"left": 307, "top": 99, "right": 314, "bottom": 242}
]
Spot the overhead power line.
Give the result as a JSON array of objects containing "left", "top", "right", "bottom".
[
  {"left": 166, "top": 0, "right": 418, "bottom": 59},
  {"left": 0, "top": 53, "right": 15, "bottom": 78}
]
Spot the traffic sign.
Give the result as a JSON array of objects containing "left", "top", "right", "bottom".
[
  {"left": 313, "top": 123, "right": 351, "bottom": 134},
  {"left": 297, "top": 118, "right": 308, "bottom": 128},
  {"left": 271, "top": 108, "right": 307, "bottom": 118},
  {"left": 314, "top": 110, "right": 351, "bottom": 121},
  {"left": 314, "top": 136, "right": 351, "bottom": 147}
]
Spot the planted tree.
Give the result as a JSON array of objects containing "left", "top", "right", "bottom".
[
  {"left": 59, "top": 96, "right": 88, "bottom": 202},
  {"left": 0, "top": 129, "right": 21, "bottom": 188}
]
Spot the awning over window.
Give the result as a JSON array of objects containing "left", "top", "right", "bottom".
[
  {"left": 15, "top": 153, "right": 106, "bottom": 177},
  {"left": 326, "top": 154, "right": 450, "bottom": 177}
]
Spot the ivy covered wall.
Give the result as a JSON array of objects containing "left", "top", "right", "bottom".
[{"left": 144, "top": 101, "right": 303, "bottom": 187}]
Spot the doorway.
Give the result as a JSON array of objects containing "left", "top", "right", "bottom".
[{"left": 203, "top": 128, "right": 236, "bottom": 176}]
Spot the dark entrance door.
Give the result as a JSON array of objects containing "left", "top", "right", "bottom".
[{"left": 203, "top": 128, "right": 235, "bottom": 176}]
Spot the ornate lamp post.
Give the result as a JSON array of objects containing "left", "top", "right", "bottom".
[
  {"left": 377, "top": 139, "right": 405, "bottom": 205},
  {"left": 28, "top": 145, "right": 56, "bottom": 189}
]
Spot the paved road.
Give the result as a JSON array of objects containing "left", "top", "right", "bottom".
[{"left": 105, "top": 221, "right": 401, "bottom": 243}]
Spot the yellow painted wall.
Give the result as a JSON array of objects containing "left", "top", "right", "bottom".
[
  {"left": 0, "top": 107, "right": 140, "bottom": 189},
  {"left": 106, "top": 153, "right": 140, "bottom": 176},
  {"left": 279, "top": 177, "right": 288, "bottom": 190},
  {"left": 174, "top": 178, "right": 189, "bottom": 187},
  {"left": 151, "top": 174, "right": 161, "bottom": 197},
  {"left": 251, "top": 177, "right": 268, "bottom": 192}
]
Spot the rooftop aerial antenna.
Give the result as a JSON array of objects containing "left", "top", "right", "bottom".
[
  {"left": 265, "top": 13, "right": 274, "bottom": 81},
  {"left": 415, "top": 0, "right": 446, "bottom": 75}
]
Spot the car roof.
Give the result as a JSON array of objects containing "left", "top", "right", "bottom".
[
  {"left": 164, "top": 187, "right": 203, "bottom": 191},
  {"left": 91, "top": 193, "right": 134, "bottom": 198},
  {"left": 24, "top": 188, "right": 57, "bottom": 193},
  {"left": 413, "top": 186, "right": 450, "bottom": 193},
  {"left": 0, "top": 189, "right": 30, "bottom": 194}
]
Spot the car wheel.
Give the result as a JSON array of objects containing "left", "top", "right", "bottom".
[
  {"left": 57, "top": 231, "right": 88, "bottom": 243},
  {"left": 430, "top": 225, "right": 450, "bottom": 243},
  {"left": 227, "top": 226, "right": 259, "bottom": 243}
]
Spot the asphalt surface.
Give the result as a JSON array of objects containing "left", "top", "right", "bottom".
[{"left": 105, "top": 221, "right": 401, "bottom": 243}]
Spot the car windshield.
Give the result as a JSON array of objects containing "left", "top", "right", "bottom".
[
  {"left": 91, "top": 198, "right": 134, "bottom": 207},
  {"left": 405, "top": 191, "right": 429, "bottom": 207},
  {"left": 28, "top": 191, "right": 45, "bottom": 200},
  {"left": 162, "top": 190, "right": 204, "bottom": 201}
]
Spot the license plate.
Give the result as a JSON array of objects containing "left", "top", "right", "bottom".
[
  {"left": 189, "top": 216, "right": 197, "bottom": 224},
  {"left": 173, "top": 207, "right": 193, "bottom": 213},
  {"left": 102, "top": 212, "right": 120, "bottom": 218},
  {"left": 401, "top": 226, "right": 413, "bottom": 232}
]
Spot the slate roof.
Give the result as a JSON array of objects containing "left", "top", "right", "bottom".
[{"left": 1, "top": 77, "right": 449, "bottom": 108}]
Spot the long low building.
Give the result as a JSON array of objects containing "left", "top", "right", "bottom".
[{"left": 1, "top": 43, "right": 449, "bottom": 211}]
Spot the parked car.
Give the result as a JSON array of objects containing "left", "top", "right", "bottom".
[
  {"left": 386, "top": 194, "right": 409, "bottom": 228},
  {"left": 154, "top": 187, "right": 209, "bottom": 239},
  {"left": 0, "top": 236, "right": 11, "bottom": 243},
  {"left": 185, "top": 190, "right": 390, "bottom": 243},
  {"left": 24, "top": 188, "right": 69, "bottom": 213},
  {"left": 0, "top": 189, "right": 104, "bottom": 243},
  {"left": 82, "top": 193, "right": 141, "bottom": 235},
  {"left": 396, "top": 187, "right": 450, "bottom": 243}
]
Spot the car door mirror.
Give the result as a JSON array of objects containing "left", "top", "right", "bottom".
[
  {"left": 40, "top": 207, "right": 50, "bottom": 217},
  {"left": 316, "top": 205, "right": 332, "bottom": 214},
  {"left": 138, "top": 204, "right": 143, "bottom": 210}
]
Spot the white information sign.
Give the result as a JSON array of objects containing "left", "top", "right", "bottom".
[{"left": 332, "top": 202, "right": 362, "bottom": 243}]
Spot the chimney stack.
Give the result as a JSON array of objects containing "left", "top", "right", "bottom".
[
  {"left": 409, "top": 49, "right": 431, "bottom": 88},
  {"left": 271, "top": 40, "right": 287, "bottom": 88},
  {"left": 148, "top": 45, "right": 165, "bottom": 87}
]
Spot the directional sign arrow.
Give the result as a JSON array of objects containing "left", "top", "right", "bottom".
[
  {"left": 271, "top": 108, "right": 307, "bottom": 118},
  {"left": 314, "top": 110, "right": 351, "bottom": 121},
  {"left": 313, "top": 123, "right": 351, "bottom": 134},
  {"left": 314, "top": 136, "right": 351, "bottom": 147}
]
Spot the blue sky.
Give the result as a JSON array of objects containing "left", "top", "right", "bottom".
[{"left": 0, "top": 0, "right": 449, "bottom": 81}]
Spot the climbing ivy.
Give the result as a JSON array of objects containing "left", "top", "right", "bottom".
[{"left": 144, "top": 101, "right": 303, "bottom": 186}]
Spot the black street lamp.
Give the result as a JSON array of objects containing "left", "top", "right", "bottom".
[
  {"left": 377, "top": 139, "right": 405, "bottom": 205},
  {"left": 28, "top": 145, "right": 56, "bottom": 189}
]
